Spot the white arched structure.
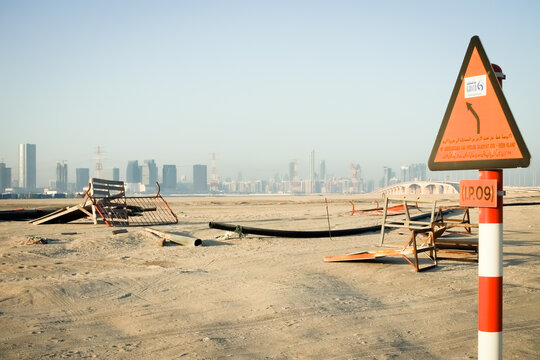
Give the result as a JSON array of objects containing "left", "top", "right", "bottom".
[{"left": 373, "top": 181, "right": 459, "bottom": 196}]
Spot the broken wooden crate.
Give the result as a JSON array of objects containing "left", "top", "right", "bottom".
[
  {"left": 432, "top": 206, "right": 478, "bottom": 262},
  {"left": 324, "top": 227, "right": 439, "bottom": 272}
]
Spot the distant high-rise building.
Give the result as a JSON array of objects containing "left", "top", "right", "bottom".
[
  {"left": 365, "top": 179, "right": 375, "bottom": 193},
  {"left": 126, "top": 160, "right": 141, "bottom": 183},
  {"left": 288, "top": 161, "right": 295, "bottom": 182},
  {"left": 408, "top": 163, "right": 427, "bottom": 181},
  {"left": 142, "top": 160, "right": 158, "bottom": 186},
  {"left": 319, "top": 160, "right": 326, "bottom": 181},
  {"left": 193, "top": 165, "right": 207, "bottom": 193},
  {"left": 19, "top": 143, "right": 36, "bottom": 190},
  {"left": 102, "top": 168, "right": 120, "bottom": 181},
  {"left": 0, "top": 163, "right": 12, "bottom": 192},
  {"left": 401, "top": 166, "right": 409, "bottom": 182},
  {"left": 383, "top": 167, "right": 392, "bottom": 187},
  {"left": 309, "top": 150, "right": 315, "bottom": 193},
  {"left": 56, "top": 161, "right": 68, "bottom": 192},
  {"left": 76, "top": 168, "right": 90, "bottom": 192},
  {"left": 350, "top": 164, "right": 362, "bottom": 193},
  {"left": 162, "top": 165, "right": 177, "bottom": 191}
]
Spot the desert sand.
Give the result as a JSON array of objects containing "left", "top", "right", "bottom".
[{"left": 0, "top": 193, "right": 539, "bottom": 359}]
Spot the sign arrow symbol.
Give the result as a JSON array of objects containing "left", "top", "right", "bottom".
[{"left": 466, "top": 102, "right": 480, "bottom": 134}]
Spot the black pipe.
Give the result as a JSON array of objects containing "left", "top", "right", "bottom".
[
  {"left": 209, "top": 201, "right": 540, "bottom": 239},
  {"left": 503, "top": 201, "right": 540, "bottom": 207},
  {"left": 209, "top": 212, "right": 437, "bottom": 239}
]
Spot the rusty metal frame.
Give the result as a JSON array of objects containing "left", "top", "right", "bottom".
[{"left": 88, "top": 179, "right": 178, "bottom": 227}]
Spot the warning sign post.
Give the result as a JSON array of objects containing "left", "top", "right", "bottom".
[
  {"left": 428, "top": 36, "right": 530, "bottom": 170},
  {"left": 428, "top": 35, "right": 530, "bottom": 359}
]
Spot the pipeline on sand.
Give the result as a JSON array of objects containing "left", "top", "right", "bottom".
[{"left": 209, "top": 212, "right": 438, "bottom": 239}]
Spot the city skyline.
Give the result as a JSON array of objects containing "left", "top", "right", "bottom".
[
  {"left": 1, "top": 143, "right": 538, "bottom": 194},
  {"left": 1, "top": 2, "right": 538, "bottom": 188}
]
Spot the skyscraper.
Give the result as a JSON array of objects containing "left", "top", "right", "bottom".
[
  {"left": 401, "top": 166, "right": 409, "bottom": 182},
  {"left": 56, "top": 161, "right": 68, "bottom": 192},
  {"left": 142, "top": 160, "right": 158, "bottom": 186},
  {"left": 193, "top": 165, "right": 207, "bottom": 193},
  {"left": 19, "top": 144, "right": 36, "bottom": 190},
  {"left": 350, "top": 163, "right": 361, "bottom": 193},
  {"left": 126, "top": 160, "right": 141, "bottom": 183},
  {"left": 76, "top": 168, "right": 90, "bottom": 192},
  {"left": 288, "top": 161, "right": 295, "bottom": 182},
  {"left": 162, "top": 165, "right": 177, "bottom": 191},
  {"left": 319, "top": 160, "right": 326, "bottom": 182},
  {"left": 408, "top": 163, "right": 427, "bottom": 181},
  {"left": 0, "top": 163, "right": 12, "bottom": 193},
  {"left": 383, "top": 167, "right": 392, "bottom": 187},
  {"left": 309, "top": 150, "right": 315, "bottom": 193}
]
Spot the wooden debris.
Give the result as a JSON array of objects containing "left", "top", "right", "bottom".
[
  {"left": 144, "top": 228, "right": 203, "bottom": 246},
  {"left": 112, "top": 229, "right": 128, "bottom": 235},
  {"left": 142, "top": 230, "right": 166, "bottom": 247},
  {"left": 325, "top": 227, "right": 438, "bottom": 272},
  {"left": 30, "top": 178, "right": 178, "bottom": 227},
  {"left": 30, "top": 205, "right": 93, "bottom": 225},
  {"left": 22, "top": 236, "right": 49, "bottom": 245},
  {"left": 380, "top": 197, "right": 437, "bottom": 246}
]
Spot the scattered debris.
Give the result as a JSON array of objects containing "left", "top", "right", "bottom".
[
  {"left": 21, "top": 236, "right": 50, "bottom": 245},
  {"left": 61, "top": 232, "right": 78, "bottom": 235},
  {"left": 234, "top": 225, "right": 245, "bottom": 239},
  {"left": 327, "top": 200, "right": 482, "bottom": 270},
  {"left": 155, "top": 237, "right": 165, "bottom": 247},
  {"left": 144, "top": 228, "right": 203, "bottom": 247},
  {"left": 30, "top": 205, "right": 93, "bottom": 225},
  {"left": 30, "top": 178, "right": 178, "bottom": 227},
  {"left": 112, "top": 229, "right": 128, "bottom": 235},
  {"left": 89, "top": 179, "right": 177, "bottom": 227},
  {"left": 432, "top": 206, "right": 478, "bottom": 262},
  {"left": 325, "top": 227, "right": 440, "bottom": 272},
  {"left": 433, "top": 206, "right": 476, "bottom": 234},
  {"left": 350, "top": 200, "right": 420, "bottom": 216},
  {"left": 349, "top": 200, "right": 381, "bottom": 215},
  {"left": 380, "top": 197, "right": 437, "bottom": 246},
  {"left": 215, "top": 231, "right": 237, "bottom": 240},
  {"left": 435, "top": 234, "right": 478, "bottom": 262}
]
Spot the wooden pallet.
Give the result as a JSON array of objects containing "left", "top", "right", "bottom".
[{"left": 30, "top": 204, "right": 93, "bottom": 225}]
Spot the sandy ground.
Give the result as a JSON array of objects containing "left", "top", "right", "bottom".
[{"left": 0, "top": 193, "right": 539, "bottom": 359}]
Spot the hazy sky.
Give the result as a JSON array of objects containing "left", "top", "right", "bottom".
[{"left": 1, "top": 0, "right": 539, "bottom": 186}]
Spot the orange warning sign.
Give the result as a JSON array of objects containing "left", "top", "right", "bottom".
[{"left": 428, "top": 36, "right": 530, "bottom": 170}]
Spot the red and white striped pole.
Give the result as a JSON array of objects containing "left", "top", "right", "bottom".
[
  {"left": 478, "top": 64, "right": 505, "bottom": 359},
  {"left": 478, "top": 169, "right": 503, "bottom": 359}
]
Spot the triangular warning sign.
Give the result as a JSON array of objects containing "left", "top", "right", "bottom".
[{"left": 428, "top": 36, "right": 530, "bottom": 171}]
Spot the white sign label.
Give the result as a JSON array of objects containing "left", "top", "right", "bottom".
[{"left": 464, "top": 75, "right": 487, "bottom": 98}]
